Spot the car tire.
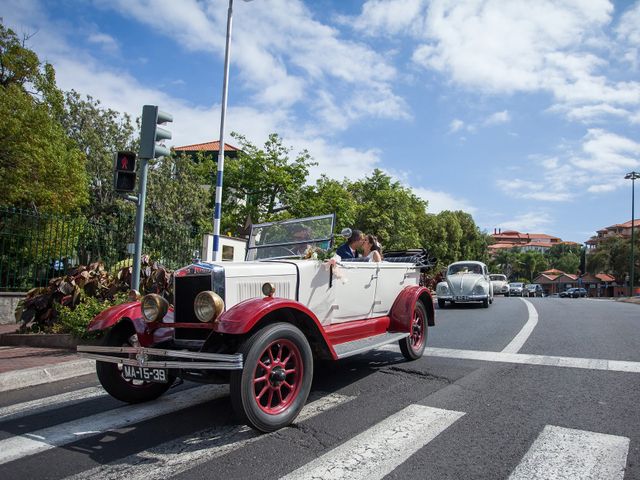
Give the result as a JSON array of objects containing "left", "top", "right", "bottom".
[
  {"left": 438, "top": 298, "right": 445, "bottom": 309},
  {"left": 399, "top": 302, "right": 427, "bottom": 361},
  {"left": 96, "top": 322, "right": 174, "bottom": 404},
  {"left": 230, "top": 322, "right": 313, "bottom": 433},
  {"left": 482, "top": 298, "right": 489, "bottom": 308}
]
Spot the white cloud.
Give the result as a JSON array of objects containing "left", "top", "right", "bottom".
[
  {"left": 616, "top": 1, "right": 640, "bottom": 69},
  {"left": 449, "top": 118, "right": 464, "bottom": 133},
  {"left": 350, "top": 0, "right": 425, "bottom": 36},
  {"left": 484, "top": 110, "right": 510, "bottom": 126},
  {"left": 498, "top": 212, "right": 553, "bottom": 232},
  {"left": 412, "top": 187, "right": 476, "bottom": 214},
  {"left": 349, "top": 0, "right": 640, "bottom": 125},
  {"left": 497, "top": 128, "right": 640, "bottom": 201},
  {"left": 87, "top": 32, "right": 119, "bottom": 54},
  {"left": 570, "top": 128, "right": 640, "bottom": 172}
]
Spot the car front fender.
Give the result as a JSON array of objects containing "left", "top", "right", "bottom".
[{"left": 86, "top": 301, "right": 174, "bottom": 346}]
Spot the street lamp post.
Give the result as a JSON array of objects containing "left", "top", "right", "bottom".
[
  {"left": 625, "top": 171, "right": 639, "bottom": 296},
  {"left": 212, "top": 0, "right": 252, "bottom": 262}
]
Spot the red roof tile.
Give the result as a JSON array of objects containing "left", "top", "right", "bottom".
[
  {"left": 595, "top": 273, "right": 616, "bottom": 282},
  {"left": 173, "top": 140, "right": 240, "bottom": 152}
]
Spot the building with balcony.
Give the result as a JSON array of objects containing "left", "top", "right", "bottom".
[
  {"left": 489, "top": 229, "right": 578, "bottom": 254},
  {"left": 585, "top": 219, "right": 640, "bottom": 250}
]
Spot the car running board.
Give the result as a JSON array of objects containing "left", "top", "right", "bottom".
[{"left": 333, "top": 332, "right": 409, "bottom": 359}]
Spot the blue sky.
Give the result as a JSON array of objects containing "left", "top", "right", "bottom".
[{"left": 4, "top": 0, "right": 640, "bottom": 244}]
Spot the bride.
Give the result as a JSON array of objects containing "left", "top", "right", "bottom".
[{"left": 362, "top": 234, "right": 382, "bottom": 262}]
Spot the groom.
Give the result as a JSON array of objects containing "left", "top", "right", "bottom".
[{"left": 336, "top": 229, "right": 364, "bottom": 259}]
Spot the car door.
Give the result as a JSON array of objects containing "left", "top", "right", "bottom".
[{"left": 330, "top": 262, "right": 378, "bottom": 324}]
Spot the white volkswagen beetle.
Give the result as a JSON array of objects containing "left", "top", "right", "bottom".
[
  {"left": 489, "top": 274, "right": 510, "bottom": 296},
  {"left": 436, "top": 260, "right": 493, "bottom": 308}
]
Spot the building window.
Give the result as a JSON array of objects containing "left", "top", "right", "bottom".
[{"left": 222, "top": 245, "right": 234, "bottom": 261}]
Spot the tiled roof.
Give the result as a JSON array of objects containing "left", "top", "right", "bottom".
[
  {"left": 173, "top": 140, "right": 240, "bottom": 152},
  {"left": 595, "top": 273, "right": 616, "bottom": 282}
]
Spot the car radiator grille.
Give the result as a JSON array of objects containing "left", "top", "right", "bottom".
[{"left": 174, "top": 274, "right": 213, "bottom": 341}]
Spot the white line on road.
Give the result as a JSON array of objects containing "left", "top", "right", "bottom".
[
  {"left": 63, "top": 392, "right": 354, "bottom": 480},
  {"left": 509, "top": 425, "right": 629, "bottom": 480},
  {"left": 0, "top": 359, "right": 95, "bottom": 393},
  {"left": 0, "top": 386, "right": 106, "bottom": 422},
  {"left": 0, "top": 384, "right": 228, "bottom": 466},
  {"left": 280, "top": 404, "right": 465, "bottom": 480},
  {"left": 502, "top": 298, "right": 538, "bottom": 353},
  {"left": 424, "top": 347, "right": 640, "bottom": 373}
]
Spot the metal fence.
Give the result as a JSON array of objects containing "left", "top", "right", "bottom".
[{"left": 0, "top": 207, "right": 203, "bottom": 292}]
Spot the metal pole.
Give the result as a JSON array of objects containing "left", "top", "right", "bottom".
[
  {"left": 132, "top": 158, "right": 149, "bottom": 291},
  {"left": 213, "top": 0, "right": 234, "bottom": 262},
  {"left": 631, "top": 176, "right": 636, "bottom": 297}
]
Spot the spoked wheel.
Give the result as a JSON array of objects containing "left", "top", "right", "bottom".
[
  {"left": 96, "top": 322, "right": 174, "bottom": 403},
  {"left": 399, "top": 302, "right": 428, "bottom": 360},
  {"left": 231, "top": 323, "right": 313, "bottom": 432}
]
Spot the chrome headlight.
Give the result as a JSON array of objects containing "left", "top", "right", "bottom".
[
  {"left": 141, "top": 294, "right": 169, "bottom": 323},
  {"left": 473, "top": 284, "right": 486, "bottom": 295},
  {"left": 437, "top": 283, "right": 449, "bottom": 294},
  {"left": 194, "top": 291, "right": 225, "bottom": 323}
]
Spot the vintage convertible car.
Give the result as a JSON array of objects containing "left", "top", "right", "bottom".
[
  {"left": 78, "top": 214, "right": 434, "bottom": 432},
  {"left": 436, "top": 260, "right": 493, "bottom": 308},
  {"left": 489, "top": 274, "right": 509, "bottom": 295}
]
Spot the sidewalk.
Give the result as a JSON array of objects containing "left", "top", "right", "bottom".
[{"left": 0, "top": 323, "right": 95, "bottom": 393}]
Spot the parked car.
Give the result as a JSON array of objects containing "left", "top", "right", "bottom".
[
  {"left": 78, "top": 214, "right": 434, "bottom": 432},
  {"left": 570, "top": 287, "right": 587, "bottom": 298},
  {"left": 508, "top": 282, "right": 525, "bottom": 297},
  {"left": 559, "top": 287, "right": 587, "bottom": 298},
  {"left": 489, "top": 274, "right": 510, "bottom": 295},
  {"left": 436, "top": 261, "right": 493, "bottom": 308},
  {"left": 524, "top": 284, "right": 544, "bottom": 297}
]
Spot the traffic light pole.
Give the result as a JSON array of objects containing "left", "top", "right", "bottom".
[{"left": 131, "top": 157, "right": 149, "bottom": 292}]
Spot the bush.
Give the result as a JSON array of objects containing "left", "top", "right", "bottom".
[
  {"left": 53, "top": 294, "right": 127, "bottom": 339},
  {"left": 15, "top": 256, "right": 173, "bottom": 336}
]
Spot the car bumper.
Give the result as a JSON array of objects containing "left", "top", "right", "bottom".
[
  {"left": 439, "top": 294, "right": 488, "bottom": 303},
  {"left": 77, "top": 345, "right": 244, "bottom": 370}
]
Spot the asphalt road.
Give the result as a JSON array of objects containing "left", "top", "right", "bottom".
[{"left": 1, "top": 296, "right": 639, "bottom": 479}]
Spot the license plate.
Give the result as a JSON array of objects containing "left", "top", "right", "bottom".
[
  {"left": 122, "top": 365, "right": 168, "bottom": 383},
  {"left": 454, "top": 296, "right": 469, "bottom": 301}
]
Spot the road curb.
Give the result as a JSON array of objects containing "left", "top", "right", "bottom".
[{"left": 0, "top": 359, "right": 96, "bottom": 393}]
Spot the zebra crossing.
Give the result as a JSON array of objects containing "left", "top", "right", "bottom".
[{"left": 0, "top": 382, "right": 631, "bottom": 479}]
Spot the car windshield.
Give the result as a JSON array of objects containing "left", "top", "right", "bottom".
[
  {"left": 490, "top": 275, "right": 507, "bottom": 281},
  {"left": 448, "top": 263, "right": 482, "bottom": 275},
  {"left": 509, "top": 283, "right": 524, "bottom": 288},
  {"left": 245, "top": 214, "right": 335, "bottom": 261}
]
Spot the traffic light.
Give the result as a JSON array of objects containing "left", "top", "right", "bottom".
[
  {"left": 113, "top": 151, "right": 137, "bottom": 192},
  {"left": 139, "top": 105, "right": 173, "bottom": 159}
]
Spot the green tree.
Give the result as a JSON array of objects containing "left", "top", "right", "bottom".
[
  {"left": 348, "top": 169, "right": 428, "bottom": 251},
  {"left": 290, "top": 175, "right": 357, "bottom": 233},
  {"left": 0, "top": 23, "right": 87, "bottom": 213},
  {"left": 60, "top": 91, "right": 137, "bottom": 219},
  {"left": 521, "top": 251, "right": 548, "bottom": 282},
  {"left": 221, "top": 133, "right": 316, "bottom": 234},
  {"left": 145, "top": 154, "right": 211, "bottom": 230},
  {"left": 553, "top": 253, "right": 580, "bottom": 275}
]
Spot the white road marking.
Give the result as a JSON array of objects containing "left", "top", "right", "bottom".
[
  {"left": 280, "top": 404, "right": 465, "bottom": 480},
  {"left": 0, "top": 359, "right": 95, "bottom": 393},
  {"left": 0, "top": 384, "right": 227, "bottom": 466},
  {"left": 509, "top": 425, "right": 629, "bottom": 480},
  {"left": 0, "top": 387, "right": 106, "bottom": 421},
  {"left": 502, "top": 298, "right": 538, "bottom": 353},
  {"left": 424, "top": 347, "right": 640, "bottom": 373},
  {"left": 63, "top": 392, "right": 353, "bottom": 480}
]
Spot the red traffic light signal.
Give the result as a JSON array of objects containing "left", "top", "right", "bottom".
[{"left": 113, "top": 151, "right": 137, "bottom": 192}]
